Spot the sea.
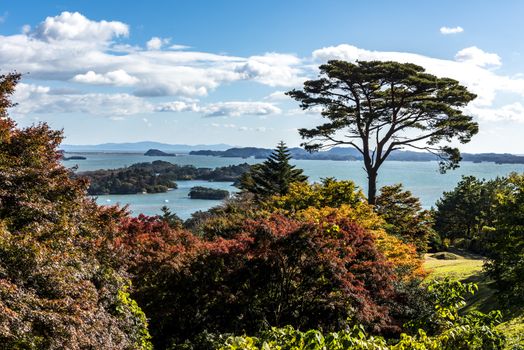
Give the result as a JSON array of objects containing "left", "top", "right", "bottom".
[{"left": 62, "top": 152, "right": 524, "bottom": 219}]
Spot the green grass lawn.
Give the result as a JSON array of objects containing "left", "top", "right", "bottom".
[
  {"left": 424, "top": 251, "right": 523, "bottom": 349},
  {"left": 424, "top": 251, "right": 484, "bottom": 281}
]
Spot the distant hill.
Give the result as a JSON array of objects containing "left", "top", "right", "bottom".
[
  {"left": 192, "top": 147, "right": 524, "bottom": 164},
  {"left": 144, "top": 149, "right": 175, "bottom": 157},
  {"left": 61, "top": 141, "right": 233, "bottom": 153},
  {"left": 61, "top": 142, "right": 524, "bottom": 164},
  {"left": 191, "top": 147, "right": 360, "bottom": 161}
]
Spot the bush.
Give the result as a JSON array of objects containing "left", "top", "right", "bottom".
[
  {"left": 215, "top": 280, "right": 505, "bottom": 350},
  {"left": 431, "top": 252, "right": 460, "bottom": 260},
  {"left": 120, "top": 214, "right": 403, "bottom": 347}
]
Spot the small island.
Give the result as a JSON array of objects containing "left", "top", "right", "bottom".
[
  {"left": 144, "top": 149, "right": 176, "bottom": 157},
  {"left": 188, "top": 186, "right": 229, "bottom": 200},
  {"left": 63, "top": 155, "right": 87, "bottom": 161}
]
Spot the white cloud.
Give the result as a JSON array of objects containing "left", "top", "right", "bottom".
[
  {"left": 312, "top": 44, "right": 524, "bottom": 108},
  {"left": 72, "top": 69, "right": 139, "bottom": 86},
  {"left": 287, "top": 105, "right": 324, "bottom": 116},
  {"left": 454, "top": 46, "right": 501, "bottom": 67},
  {"left": 235, "top": 53, "right": 305, "bottom": 87},
  {"left": 156, "top": 100, "right": 281, "bottom": 117},
  {"left": 31, "top": 11, "right": 128, "bottom": 43},
  {"left": 210, "top": 123, "right": 271, "bottom": 132},
  {"left": 265, "top": 90, "right": 289, "bottom": 101},
  {"left": 146, "top": 36, "right": 170, "bottom": 50},
  {"left": 201, "top": 101, "right": 281, "bottom": 117},
  {"left": 440, "top": 26, "right": 464, "bottom": 35},
  {"left": 155, "top": 101, "right": 199, "bottom": 112},
  {"left": 169, "top": 44, "right": 191, "bottom": 50},
  {"left": 12, "top": 83, "right": 152, "bottom": 116},
  {"left": 0, "top": 12, "right": 304, "bottom": 97},
  {"left": 5, "top": 12, "right": 524, "bottom": 128},
  {"left": 465, "top": 102, "right": 524, "bottom": 122}
]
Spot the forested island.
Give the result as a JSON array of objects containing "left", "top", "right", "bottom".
[
  {"left": 144, "top": 148, "right": 176, "bottom": 157},
  {"left": 191, "top": 147, "right": 524, "bottom": 164},
  {"left": 79, "top": 160, "right": 250, "bottom": 195},
  {"left": 188, "top": 186, "right": 229, "bottom": 199}
]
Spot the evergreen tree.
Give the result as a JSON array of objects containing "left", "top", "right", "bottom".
[
  {"left": 239, "top": 141, "right": 307, "bottom": 198},
  {"left": 287, "top": 60, "right": 478, "bottom": 204},
  {"left": 376, "top": 184, "right": 435, "bottom": 253}
]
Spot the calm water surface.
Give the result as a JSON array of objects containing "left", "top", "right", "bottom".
[{"left": 63, "top": 153, "right": 524, "bottom": 219}]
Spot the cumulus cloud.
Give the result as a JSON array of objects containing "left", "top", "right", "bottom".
[
  {"left": 72, "top": 70, "right": 139, "bottom": 86},
  {"left": 146, "top": 36, "right": 170, "bottom": 50},
  {"left": 454, "top": 46, "right": 501, "bottom": 67},
  {"left": 31, "top": 11, "right": 128, "bottom": 43},
  {"left": 440, "top": 26, "right": 464, "bottom": 35},
  {"left": 12, "top": 83, "right": 152, "bottom": 116},
  {"left": 465, "top": 102, "right": 524, "bottom": 122},
  {"left": 312, "top": 44, "right": 524, "bottom": 108},
  {"left": 235, "top": 53, "right": 305, "bottom": 87},
  {"left": 5, "top": 12, "right": 524, "bottom": 126},
  {"left": 155, "top": 101, "right": 199, "bottom": 112},
  {"left": 0, "top": 12, "right": 304, "bottom": 97}
]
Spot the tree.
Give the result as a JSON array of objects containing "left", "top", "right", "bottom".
[
  {"left": 287, "top": 60, "right": 478, "bottom": 204},
  {"left": 485, "top": 173, "right": 524, "bottom": 307},
  {"left": 0, "top": 73, "right": 152, "bottom": 349},
  {"left": 375, "top": 184, "right": 435, "bottom": 252},
  {"left": 239, "top": 141, "right": 307, "bottom": 198},
  {"left": 434, "top": 176, "right": 505, "bottom": 252}
]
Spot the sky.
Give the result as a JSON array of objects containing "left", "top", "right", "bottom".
[{"left": 1, "top": 0, "right": 524, "bottom": 152}]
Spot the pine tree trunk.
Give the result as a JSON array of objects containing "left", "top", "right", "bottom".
[{"left": 367, "top": 170, "right": 377, "bottom": 205}]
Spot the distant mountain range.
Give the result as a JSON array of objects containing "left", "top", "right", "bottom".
[
  {"left": 61, "top": 141, "right": 233, "bottom": 153},
  {"left": 61, "top": 142, "right": 524, "bottom": 164}
]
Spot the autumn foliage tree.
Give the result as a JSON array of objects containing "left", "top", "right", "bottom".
[
  {"left": 0, "top": 73, "right": 151, "bottom": 349},
  {"left": 116, "top": 213, "right": 404, "bottom": 348}
]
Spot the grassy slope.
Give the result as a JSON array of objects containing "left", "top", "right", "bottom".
[{"left": 424, "top": 251, "right": 523, "bottom": 349}]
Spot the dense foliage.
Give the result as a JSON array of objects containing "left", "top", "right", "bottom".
[
  {"left": 2, "top": 70, "right": 519, "bottom": 349},
  {"left": 239, "top": 142, "right": 307, "bottom": 198},
  {"left": 267, "top": 179, "right": 425, "bottom": 279},
  {"left": 434, "top": 173, "right": 524, "bottom": 308},
  {"left": 215, "top": 280, "right": 504, "bottom": 350},
  {"left": 80, "top": 161, "right": 250, "bottom": 195},
  {"left": 117, "top": 213, "right": 405, "bottom": 348},
  {"left": 376, "top": 184, "right": 435, "bottom": 253},
  {"left": 434, "top": 176, "right": 506, "bottom": 253},
  {"left": 0, "top": 73, "right": 151, "bottom": 349},
  {"left": 485, "top": 173, "right": 524, "bottom": 307}
]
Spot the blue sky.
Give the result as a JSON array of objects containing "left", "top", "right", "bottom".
[{"left": 1, "top": 0, "right": 524, "bottom": 152}]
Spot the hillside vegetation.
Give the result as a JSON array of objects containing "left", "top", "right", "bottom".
[{"left": 1, "top": 70, "right": 523, "bottom": 349}]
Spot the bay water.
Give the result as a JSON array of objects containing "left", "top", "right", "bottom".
[{"left": 62, "top": 153, "right": 524, "bottom": 219}]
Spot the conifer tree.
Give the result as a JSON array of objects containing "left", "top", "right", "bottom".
[{"left": 239, "top": 141, "right": 307, "bottom": 198}]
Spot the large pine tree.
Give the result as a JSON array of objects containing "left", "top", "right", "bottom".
[{"left": 239, "top": 141, "right": 307, "bottom": 198}]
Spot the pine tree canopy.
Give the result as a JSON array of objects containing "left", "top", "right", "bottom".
[{"left": 239, "top": 141, "right": 308, "bottom": 198}]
